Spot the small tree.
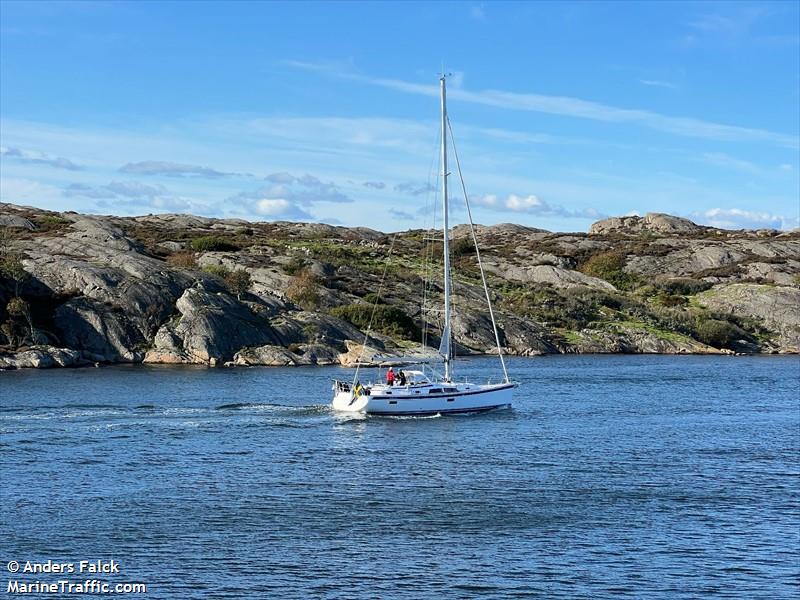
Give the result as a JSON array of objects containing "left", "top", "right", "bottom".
[
  {"left": 0, "top": 251, "right": 29, "bottom": 296},
  {"left": 286, "top": 268, "right": 320, "bottom": 310},
  {"left": 225, "top": 269, "right": 252, "bottom": 301},
  {"left": 6, "top": 297, "right": 34, "bottom": 344},
  {"left": 1, "top": 320, "right": 20, "bottom": 347}
]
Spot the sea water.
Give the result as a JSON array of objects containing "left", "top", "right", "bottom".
[{"left": 1, "top": 355, "right": 798, "bottom": 598}]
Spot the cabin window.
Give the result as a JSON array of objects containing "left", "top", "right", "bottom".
[{"left": 428, "top": 388, "right": 442, "bottom": 394}]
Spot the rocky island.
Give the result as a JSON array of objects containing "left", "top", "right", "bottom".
[{"left": 1, "top": 202, "right": 798, "bottom": 369}]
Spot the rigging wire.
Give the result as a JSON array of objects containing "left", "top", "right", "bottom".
[
  {"left": 447, "top": 115, "right": 510, "bottom": 383},
  {"left": 421, "top": 124, "right": 442, "bottom": 352},
  {"left": 351, "top": 233, "right": 399, "bottom": 388}
]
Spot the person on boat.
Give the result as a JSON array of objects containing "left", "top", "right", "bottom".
[
  {"left": 386, "top": 367, "right": 395, "bottom": 386},
  {"left": 398, "top": 370, "right": 407, "bottom": 386}
]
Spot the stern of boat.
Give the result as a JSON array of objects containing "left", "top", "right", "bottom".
[{"left": 331, "top": 380, "right": 369, "bottom": 412}]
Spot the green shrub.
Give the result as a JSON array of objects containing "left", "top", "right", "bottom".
[
  {"left": 695, "top": 264, "right": 742, "bottom": 279},
  {"left": 693, "top": 317, "right": 749, "bottom": 349},
  {"left": 34, "top": 215, "right": 71, "bottom": 232},
  {"left": 450, "top": 237, "right": 475, "bottom": 258},
  {"left": 362, "top": 292, "right": 386, "bottom": 305},
  {"left": 201, "top": 264, "right": 231, "bottom": 279},
  {"left": 331, "top": 303, "right": 420, "bottom": 340},
  {"left": 282, "top": 256, "right": 308, "bottom": 275},
  {"left": 658, "top": 278, "right": 713, "bottom": 295},
  {"left": 657, "top": 294, "right": 688, "bottom": 307},
  {"left": 579, "top": 250, "right": 640, "bottom": 290},
  {"left": 190, "top": 236, "right": 239, "bottom": 252}
]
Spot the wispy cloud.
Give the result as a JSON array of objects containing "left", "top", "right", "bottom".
[
  {"left": 1, "top": 146, "right": 81, "bottom": 170},
  {"left": 388, "top": 208, "right": 414, "bottom": 220},
  {"left": 469, "top": 4, "right": 485, "bottom": 21},
  {"left": 639, "top": 79, "right": 678, "bottom": 90},
  {"left": 284, "top": 62, "right": 798, "bottom": 149},
  {"left": 119, "top": 160, "right": 239, "bottom": 178},
  {"left": 225, "top": 171, "right": 355, "bottom": 222},
  {"left": 699, "top": 152, "right": 761, "bottom": 174},
  {"left": 683, "top": 5, "right": 799, "bottom": 47},
  {"left": 263, "top": 172, "right": 352, "bottom": 204},
  {"left": 62, "top": 180, "right": 199, "bottom": 213},
  {"left": 63, "top": 180, "right": 167, "bottom": 199},
  {"left": 363, "top": 180, "right": 386, "bottom": 190},
  {"left": 394, "top": 181, "right": 435, "bottom": 196},
  {"left": 472, "top": 193, "right": 603, "bottom": 219},
  {"left": 687, "top": 5, "right": 771, "bottom": 35},
  {"left": 691, "top": 207, "right": 799, "bottom": 231}
]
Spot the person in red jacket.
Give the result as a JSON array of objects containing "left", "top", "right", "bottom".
[{"left": 386, "top": 367, "right": 395, "bottom": 386}]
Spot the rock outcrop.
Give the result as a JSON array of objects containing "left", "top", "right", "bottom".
[
  {"left": 0, "top": 345, "right": 87, "bottom": 369},
  {"left": 1, "top": 202, "right": 798, "bottom": 369},
  {"left": 590, "top": 212, "right": 705, "bottom": 235},
  {"left": 696, "top": 284, "right": 800, "bottom": 352}
]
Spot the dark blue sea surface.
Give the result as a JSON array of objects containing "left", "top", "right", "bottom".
[{"left": 1, "top": 355, "right": 798, "bottom": 599}]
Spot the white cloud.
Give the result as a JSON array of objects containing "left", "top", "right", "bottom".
[
  {"left": 254, "top": 198, "right": 312, "bottom": 219},
  {"left": 226, "top": 171, "right": 354, "bottom": 222},
  {"left": 505, "top": 194, "right": 545, "bottom": 212},
  {"left": 471, "top": 193, "right": 603, "bottom": 219},
  {"left": 692, "top": 207, "right": 799, "bottom": 231}
]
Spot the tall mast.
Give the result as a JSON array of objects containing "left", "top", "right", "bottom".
[{"left": 440, "top": 74, "right": 452, "bottom": 381}]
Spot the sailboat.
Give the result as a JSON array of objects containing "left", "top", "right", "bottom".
[{"left": 331, "top": 74, "right": 516, "bottom": 415}]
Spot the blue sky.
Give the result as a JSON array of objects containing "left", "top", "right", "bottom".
[{"left": 1, "top": 0, "right": 798, "bottom": 232}]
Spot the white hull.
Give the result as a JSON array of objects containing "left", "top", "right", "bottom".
[{"left": 332, "top": 382, "right": 513, "bottom": 415}]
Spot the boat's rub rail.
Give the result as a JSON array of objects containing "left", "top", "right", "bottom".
[{"left": 369, "top": 382, "right": 515, "bottom": 401}]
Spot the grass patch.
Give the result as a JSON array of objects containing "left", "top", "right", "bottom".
[
  {"left": 31, "top": 214, "right": 71, "bottom": 232},
  {"left": 191, "top": 236, "right": 239, "bottom": 252}
]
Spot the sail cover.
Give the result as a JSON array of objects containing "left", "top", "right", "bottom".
[{"left": 438, "top": 325, "right": 451, "bottom": 359}]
